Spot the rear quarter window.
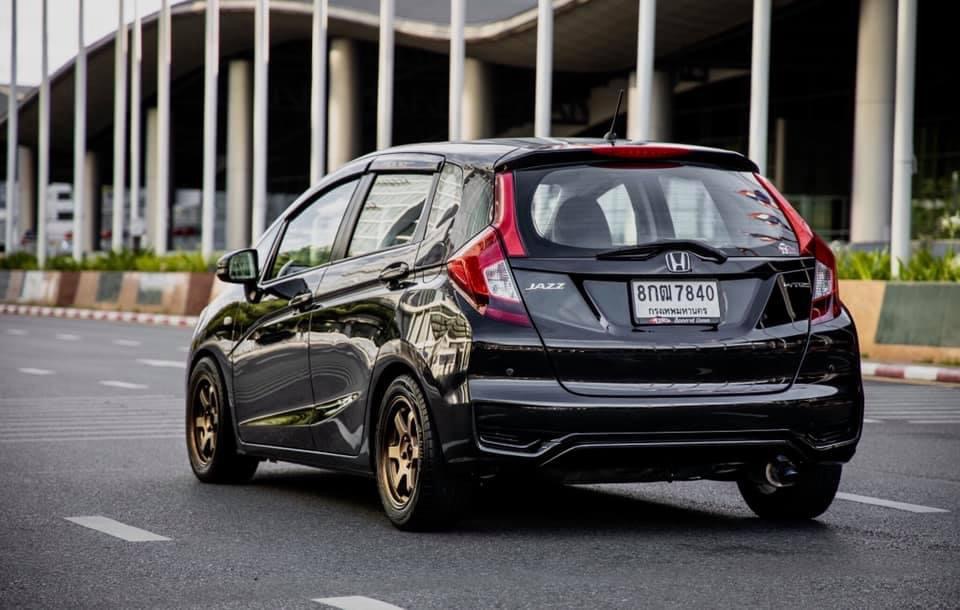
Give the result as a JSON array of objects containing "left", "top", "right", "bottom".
[{"left": 515, "top": 164, "right": 798, "bottom": 258}]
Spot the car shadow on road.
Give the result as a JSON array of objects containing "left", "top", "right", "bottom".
[{"left": 247, "top": 468, "right": 836, "bottom": 538}]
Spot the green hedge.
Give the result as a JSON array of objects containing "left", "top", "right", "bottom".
[
  {"left": 0, "top": 250, "right": 216, "bottom": 273},
  {"left": 835, "top": 248, "right": 959, "bottom": 281}
]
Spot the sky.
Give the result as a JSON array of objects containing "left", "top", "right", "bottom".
[{"left": 0, "top": 0, "right": 184, "bottom": 88}]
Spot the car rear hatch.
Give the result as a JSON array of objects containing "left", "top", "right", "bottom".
[{"left": 499, "top": 145, "right": 816, "bottom": 398}]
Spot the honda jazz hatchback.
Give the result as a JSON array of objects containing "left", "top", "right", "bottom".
[{"left": 186, "top": 139, "right": 863, "bottom": 530}]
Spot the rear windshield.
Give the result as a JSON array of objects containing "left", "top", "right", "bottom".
[{"left": 514, "top": 164, "right": 799, "bottom": 258}]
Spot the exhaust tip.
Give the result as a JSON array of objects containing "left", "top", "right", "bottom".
[{"left": 764, "top": 455, "right": 800, "bottom": 488}]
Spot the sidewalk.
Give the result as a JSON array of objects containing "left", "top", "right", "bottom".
[{"left": 0, "top": 303, "right": 199, "bottom": 328}]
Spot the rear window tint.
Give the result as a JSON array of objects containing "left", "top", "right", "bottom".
[{"left": 515, "top": 164, "right": 798, "bottom": 257}]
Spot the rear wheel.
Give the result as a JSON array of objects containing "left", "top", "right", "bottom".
[
  {"left": 737, "top": 463, "right": 842, "bottom": 519},
  {"left": 186, "top": 357, "right": 259, "bottom": 483},
  {"left": 375, "top": 375, "right": 468, "bottom": 530}
]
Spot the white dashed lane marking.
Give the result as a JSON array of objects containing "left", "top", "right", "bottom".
[
  {"left": 136, "top": 358, "right": 186, "bottom": 369},
  {"left": 99, "top": 380, "right": 149, "bottom": 390},
  {"left": 18, "top": 368, "right": 54, "bottom": 376},
  {"left": 64, "top": 516, "right": 170, "bottom": 541},
  {"left": 837, "top": 492, "right": 950, "bottom": 514},
  {"left": 313, "top": 596, "right": 405, "bottom": 610},
  {"left": 112, "top": 339, "right": 142, "bottom": 347},
  {"left": 55, "top": 333, "right": 80, "bottom": 341},
  {"left": 5, "top": 328, "right": 27, "bottom": 336}
]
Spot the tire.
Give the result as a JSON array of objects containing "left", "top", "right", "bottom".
[
  {"left": 186, "top": 357, "right": 259, "bottom": 483},
  {"left": 737, "top": 463, "right": 842, "bottom": 520},
  {"left": 374, "top": 374, "right": 468, "bottom": 530}
]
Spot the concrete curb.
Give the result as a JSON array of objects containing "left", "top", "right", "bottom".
[
  {"left": 861, "top": 361, "right": 960, "bottom": 384},
  {"left": 0, "top": 303, "right": 198, "bottom": 328}
]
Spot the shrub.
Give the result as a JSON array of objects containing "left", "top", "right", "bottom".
[
  {"left": 835, "top": 248, "right": 959, "bottom": 282},
  {"left": 0, "top": 250, "right": 216, "bottom": 273}
]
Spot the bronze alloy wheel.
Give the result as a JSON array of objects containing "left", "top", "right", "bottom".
[
  {"left": 191, "top": 377, "right": 219, "bottom": 466},
  {"left": 378, "top": 395, "right": 422, "bottom": 509}
]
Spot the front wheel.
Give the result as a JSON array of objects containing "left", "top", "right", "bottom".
[
  {"left": 737, "top": 463, "right": 842, "bottom": 520},
  {"left": 375, "top": 375, "right": 468, "bottom": 530},
  {"left": 186, "top": 357, "right": 259, "bottom": 483}
]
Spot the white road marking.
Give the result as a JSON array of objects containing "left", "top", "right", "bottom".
[
  {"left": 909, "top": 420, "right": 960, "bottom": 425},
  {"left": 64, "top": 516, "right": 170, "bottom": 541},
  {"left": 862, "top": 418, "right": 882, "bottom": 423},
  {"left": 177, "top": 346, "right": 189, "bottom": 352},
  {"left": 0, "top": 434, "right": 180, "bottom": 444},
  {"left": 55, "top": 333, "right": 80, "bottom": 341},
  {"left": 99, "top": 380, "right": 149, "bottom": 390},
  {"left": 136, "top": 358, "right": 186, "bottom": 369},
  {"left": 113, "top": 339, "right": 142, "bottom": 347},
  {"left": 836, "top": 492, "right": 949, "bottom": 514},
  {"left": 19, "top": 368, "right": 54, "bottom": 376},
  {"left": 865, "top": 414, "right": 960, "bottom": 419},
  {"left": 313, "top": 596, "right": 405, "bottom": 610},
  {"left": 5, "top": 328, "right": 27, "bottom": 336}
]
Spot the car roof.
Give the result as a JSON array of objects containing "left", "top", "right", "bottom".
[{"left": 365, "top": 138, "right": 757, "bottom": 173}]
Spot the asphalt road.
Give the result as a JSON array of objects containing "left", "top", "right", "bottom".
[{"left": 1, "top": 314, "right": 958, "bottom": 609}]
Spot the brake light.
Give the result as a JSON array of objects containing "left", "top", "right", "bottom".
[
  {"left": 446, "top": 228, "right": 531, "bottom": 326},
  {"left": 756, "top": 175, "right": 840, "bottom": 325},
  {"left": 590, "top": 145, "right": 692, "bottom": 160},
  {"left": 446, "top": 171, "right": 530, "bottom": 326}
]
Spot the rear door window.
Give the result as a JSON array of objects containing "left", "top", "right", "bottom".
[
  {"left": 347, "top": 173, "right": 434, "bottom": 258},
  {"left": 515, "top": 164, "right": 798, "bottom": 257}
]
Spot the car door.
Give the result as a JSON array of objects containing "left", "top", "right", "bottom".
[
  {"left": 231, "top": 179, "right": 359, "bottom": 449},
  {"left": 306, "top": 155, "right": 441, "bottom": 455}
]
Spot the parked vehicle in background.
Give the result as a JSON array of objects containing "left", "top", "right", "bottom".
[{"left": 186, "top": 139, "right": 864, "bottom": 530}]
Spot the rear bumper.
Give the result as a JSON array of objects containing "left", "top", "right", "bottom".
[{"left": 451, "top": 373, "right": 863, "bottom": 481}]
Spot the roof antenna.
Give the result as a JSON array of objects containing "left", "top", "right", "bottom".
[{"left": 603, "top": 89, "right": 625, "bottom": 145}]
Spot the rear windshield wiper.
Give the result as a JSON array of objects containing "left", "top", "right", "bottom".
[{"left": 596, "top": 239, "right": 729, "bottom": 263}]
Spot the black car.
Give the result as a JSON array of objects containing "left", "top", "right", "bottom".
[{"left": 186, "top": 139, "right": 863, "bottom": 530}]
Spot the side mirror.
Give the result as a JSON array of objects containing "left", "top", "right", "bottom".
[{"left": 216, "top": 249, "right": 259, "bottom": 284}]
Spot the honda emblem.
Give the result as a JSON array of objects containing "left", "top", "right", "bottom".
[{"left": 665, "top": 251, "right": 692, "bottom": 273}]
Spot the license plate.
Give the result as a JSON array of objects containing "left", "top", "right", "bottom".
[{"left": 631, "top": 280, "right": 721, "bottom": 324}]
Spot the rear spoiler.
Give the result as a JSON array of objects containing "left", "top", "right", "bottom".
[{"left": 493, "top": 143, "right": 759, "bottom": 173}]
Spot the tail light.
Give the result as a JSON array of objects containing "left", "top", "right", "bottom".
[
  {"left": 446, "top": 172, "right": 531, "bottom": 326},
  {"left": 756, "top": 175, "right": 841, "bottom": 325}
]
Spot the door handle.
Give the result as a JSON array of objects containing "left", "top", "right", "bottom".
[
  {"left": 378, "top": 262, "right": 410, "bottom": 285},
  {"left": 289, "top": 291, "right": 314, "bottom": 311}
]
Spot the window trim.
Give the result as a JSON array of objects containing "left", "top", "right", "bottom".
[
  {"left": 337, "top": 169, "right": 441, "bottom": 263},
  {"left": 259, "top": 176, "right": 365, "bottom": 287}
]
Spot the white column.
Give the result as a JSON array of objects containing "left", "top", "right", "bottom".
[
  {"left": 890, "top": 0, "right": 917, "bottom": 278},
  {"left": 327, "top": 39, "right": 360, "bottom": 172},
  {"left": 226, "top": 60, "right": 252, "bottom": 250},
  {"left": 850, "top": 0, "right": 896, "bottom": 244},
  {"left": 629, "top": 0, "right": 656, "bottom": 141},
  {"left": 462, "top": 57, "right": 493, "bottom": 140},
  {"left": 111, "top": 0, "right": 127, "bottom": 252},
  {"left": 310, "top": 0, "right": 328, "bottom": 184},
  {"left": 155, "top": 0, "right": 171, "bottom": 254},
  {"left": 129, "top": 0, "right": 143, "bottom": 247},
  {"left": 377, "top": 0, "right": 394, "bottom": 149},
  {"left": 37, "top": 0, "right": 50, "bottom": 267},
  {"left": 534, "top": 0, "right": 552, "bottom": 138},
  {"left": 4, "top": 0, "right": 17, "bottom": 253},
  {"left": 251, "top": 0, "right": 269, "bottom": 240},
  {"left": 201, "top": 0, "right": 220, "bottom": 258},
  {"left": 18, "top": 147, "right": 34, "bottom": 239},
  {"left": 72, "top": 0, "right": 87, "bottom": 260},
  {"left": 748, "top": 0, "right": 771, "bottom": 175},
  {"left": 145, "top": 107, "right": 159, "bottom": 248},
  {"left": 773, "top": 117, "right": 787, "bottom": 188},
  {"left": 82, "top": 151, "right": 99, "bottom": 251},
  {"left": 448, "top": 0, "right": 465, "bottom": 141}
]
